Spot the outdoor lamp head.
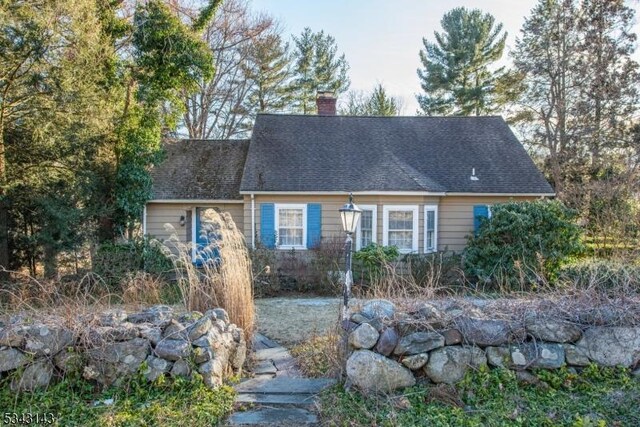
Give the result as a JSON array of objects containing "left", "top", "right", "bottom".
[{"left": 339, "top": 193, "right": 362, "bottom": 234}]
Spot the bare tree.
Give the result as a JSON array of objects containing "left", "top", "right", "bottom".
[{"left": 182, "top": 0, "right": 275, "bottom": 139}]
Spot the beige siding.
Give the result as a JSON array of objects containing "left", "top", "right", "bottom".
[
  {"left": 146, "top": 202, "right": 244, "bottom": 242},
  {"left": 147, "top": 195, "right": 544, "bottom": 251},
  {"left": 438, "top": 196, "right": 537, "bottom": 252},
  {"left": 245, "top": 194, "right": 440, "bottom": 253}
]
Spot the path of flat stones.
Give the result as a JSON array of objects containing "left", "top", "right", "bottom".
[{"left": 225, "top": 333, "right": 335, "bottom": 426}]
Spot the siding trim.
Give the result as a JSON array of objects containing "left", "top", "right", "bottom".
[
  {"left": 355, "top": 204, "right": 377, "bottom": 250},
  {"left": 424, "top": 205, "right": 438, "bottom": 253},
  {"left": 147, "top": 199, "right": 243, "bottom": 204},
  {"left": 241, "top": 191, "right": 446, "bottom": 196},
  {"left": 445, "top": 193, "right": 555, "bottom": 197}
]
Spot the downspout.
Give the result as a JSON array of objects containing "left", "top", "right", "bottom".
[
  {"left": 142, "top": 204, "right": 147, "bottom": 236},
  {"left": 251, "top": 193, "right": 256, "bottom": 249}
]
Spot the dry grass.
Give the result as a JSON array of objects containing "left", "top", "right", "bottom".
[
  {"left": 158, "top": 210, "right": 255, "bottom": 340},
  {"left": 290, "top": 332, "right": 342, "bottom": 378}
]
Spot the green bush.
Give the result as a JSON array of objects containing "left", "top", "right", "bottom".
[
  {"left": 558, "top": 258, "right": 640, "bottom": 291},
  {"left": 464, "top": 200, "right": 584, "bottom": 288},
  {"left": 353, "top": 243, "right": 400, "bottom": 283},
  {"left": 93, "top": 237, "right": 172, "bottom": 287}
]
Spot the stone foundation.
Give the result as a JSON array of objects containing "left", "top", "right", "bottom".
[
  {"left": 345, "top": 299, "right": 640, "bottom": 393},
  {"left": 0, "top": 305, "right": 246, "bottom": 391}
]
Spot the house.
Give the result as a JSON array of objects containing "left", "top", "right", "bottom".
[{"left": 144, "top": 94, "right": 554, "bottom": 255}]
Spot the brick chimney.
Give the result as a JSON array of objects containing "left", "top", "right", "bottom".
[{"left": 316, "top": 91, "right": 337, "bottom": 115}]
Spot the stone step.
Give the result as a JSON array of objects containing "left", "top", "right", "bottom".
[
  {"left": 226, "top": 407, "right": 318, "bottom": 426},
  {"left": 254, "top": 347, "right": 290, "bottom": 362},
  {"left": 235, "top": 392, "right": 317, "bottom": 407},
  {"left": 235, "top": 377, "right": 336, "bottom": 395}
]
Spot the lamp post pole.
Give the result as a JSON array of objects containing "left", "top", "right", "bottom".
[
  {"left": 339, "top": 193, "right": 362, "bottom": 330},
  {"left": 342, "top": 231, "right": 353, "bottom": 327}
]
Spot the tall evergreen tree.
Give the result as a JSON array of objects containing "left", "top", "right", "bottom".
[
  {"left": 341, "top": 84, "right": 400, "bottom": 116},
  {"left": 242, "top": 32, "right": 294, "bottom": 114},
  {"left": 417, "top": 7, "right": 516, "bottom": 116},
  {"left": 291, "top": 28, "right": 350, "bottom": 114}
]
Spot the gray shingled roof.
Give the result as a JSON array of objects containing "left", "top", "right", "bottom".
[
  {"left": 240, "top": 115, "right": 554, "bottom": 194},
  {"left": 151, "top": 139, "right": 249, "bottom": 200}
]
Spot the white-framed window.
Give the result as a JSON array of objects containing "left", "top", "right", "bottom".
[
  {"left": 275, "top": 204, "right": 307, "bottom": 249},
  {"left": 424, "top": 205, "right": 438, "bottom": 253},
  {"left": 382, "top": 205, "right": 419, "bottom": 254},
  {"left": 355, "top": 205, "right": 377, "bottom": 250}
]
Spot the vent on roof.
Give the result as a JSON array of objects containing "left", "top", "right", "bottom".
[{"left": 470, "top": 168, "right": 479, "bottom": 181}]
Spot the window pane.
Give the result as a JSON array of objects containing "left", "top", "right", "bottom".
[
  {"left": 389, "top": 211, "right": 413, "bottom": 229},
  {"left": 389, "top": 230, "right": 412, "bottom": 250},
  {"left": 279, "top": 209, "right": 303, "bottom": 227},
  {"left": 279, "top": 227, "right": 303, "bottom": 246},
  {"left": 426, "top": 230, "right": 434, "bottom": 250},
  {"left": 426, "top": 211, "right": 435, "bottom": 231},
  {"left": 360, "top": 210, "right": 373, "bottom": 247}
]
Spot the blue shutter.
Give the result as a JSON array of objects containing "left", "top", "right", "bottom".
[
  {"left": 260, "top": 204, "right": 276, "bottom": 248},
  {"left": 473, "top": 205, "right": 489, "bottom": 235},
  {"left": 307, "top": 204, "right": 322, "bottom": 248}
]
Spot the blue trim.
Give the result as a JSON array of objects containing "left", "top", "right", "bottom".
[
  {"left": 307, "top": 204, "right": 322, "bottom": 248},
  {"left": 473, "top": 205, "right": 489, "bottom": 235},
  {"left": 260, "top": 204, "right": 276, "bottom": 248}
]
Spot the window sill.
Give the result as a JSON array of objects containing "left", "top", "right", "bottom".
[{"left": 276, "top": 245, "right": 307, "bottom": 250}]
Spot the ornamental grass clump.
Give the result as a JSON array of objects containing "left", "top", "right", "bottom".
[{"left": 157, "top": 209, "right": 254, "bottom": 339}]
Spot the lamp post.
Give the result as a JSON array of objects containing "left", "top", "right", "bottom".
[{"left": 339, "top": 193, "right": 362, "bottom": 328}]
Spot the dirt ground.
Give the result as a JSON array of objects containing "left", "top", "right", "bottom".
[{"left": 254, "top": 297, "right": 344, "bottom": 346}]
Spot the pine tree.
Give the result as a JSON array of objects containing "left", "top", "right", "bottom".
[
  {"left": 417, "top": 7, "right": 515, "bottom": 116},
  {"left": 341, "top": 84, "right": 400, "bottom": 116},
  {"left": 292, "top": 28, "right": 350, "bottom": 114},
  {"left": 243, "top": 32, "right": 294, "bottom": 114}
]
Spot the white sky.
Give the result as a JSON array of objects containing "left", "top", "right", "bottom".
[{"left": 251, "top": 0, "right": 640, "bottom": 113}]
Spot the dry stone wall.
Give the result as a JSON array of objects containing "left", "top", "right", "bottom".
[
  {"left": 0, "top": 305, "right": 246, "bottom": 392},
  {"left": 346, "top": 299, "right": 640, "bottom": 393}
]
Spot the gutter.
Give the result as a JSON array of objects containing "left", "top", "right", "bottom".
[
  {"left": 142, "top": 205, "right": 147, "bottom": 235},
  {"left": 251, "top": 193, "right": 256, "bottom": 249}
]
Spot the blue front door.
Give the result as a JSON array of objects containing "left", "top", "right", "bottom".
[{"left": 194, "top": 208, "right": 221, "bottom": 267}]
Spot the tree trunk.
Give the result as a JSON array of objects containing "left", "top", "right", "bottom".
[
  {"left": 0, "top": 116, "right": 9, "bottom": 281},
  {"left": 43, "top": 243, "right": 58, "bottom": 280}
]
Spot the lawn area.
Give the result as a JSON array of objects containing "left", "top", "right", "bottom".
[
  {"left": 0, "top": 370, "right": 235, "bottom": 427},
  {"left": 319, "top": 365, "right": 640, "bottom": 426}
]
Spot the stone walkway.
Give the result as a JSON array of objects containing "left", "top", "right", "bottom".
[{"left": 225, "top": 333, "right": 335, "bottom": 426}]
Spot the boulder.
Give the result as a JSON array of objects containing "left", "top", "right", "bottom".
[
  {"left": 563, "top": 344, "right": 591, "bottom": 366},
  {"left": 486, "top": 346, "right": 511, "bottom": 368},
  {"left": 375, "top": 327, "right": 399, "bottom": 356},
  {"left": 155, "top": 339, "right": 191, "bottom": 361},
  {"left": 211, "top": 308, "right": 230, "bottom": 324},
  {"left": 393, "top": 332, "right": 445, "bottom": 356},
  {"left": 346, "top": 350, "right": 415, "bottom": 393},
  {"left": 11, "top": 360, "right": 54, "bottom": 391},
  {"left": 424, "top": 346, "right": 487, "bottom": 384},
  {"left": 526, "top": 318, "right": 582, "bottom": 343},
  {"left": 188, "top": 316, "right": 213, "bottom": 341},
  {"left": 171, "top": 359, "right": 191, "bottom": 377},
  {"left": 442, "top": 329, "right": 463, "bottom": 346},
  {"left": 86, "top": 324, "right": 139, "bottom": 345},
  {"left": 0, "top": 347, "right": 29, "bottom": 372},
  {"left": 84, "top": 338, "right": 150, "bottom": 386},
  {"left": 401, "top": 353, "right": 429, "bottom": 370},
  {"left": 456, "top": 317, "right": 519, "bottom": 347},
  {"left": 96, "top": 309, "right": 128, "bottom": 326},
  {"left": 199, "top": 358, "right": 225, "bottom": 388},
  {"left": 510, "top": 343, "right": 565, "bottom": 369},
  {"left": 127, "top": 305, "right": 173, "bottom": 325},
  {"left": 361, "top": 299, "right": 395, "bottom": 320},
  {"left": 162, "top": 320, "right": 188, "bottom": 340},
  {"left": 144, "top": 355, "right": 173, "bottom": 381},
  {"left": 193, "top": 347, "right": 213, "bottom": 364},
  {"left": 0, "top": 326, "right": 27, "bottom": 347},
  {"left": 575, "top": 327, "right": 640, "bottom": 367},
  {"left": 349, "top": 323, "right": 379, "bottom": 349},
  {"left": 138, "top": 324, "right": 162, "bottom": 346},
  {"left": 230, "top": 338, "right": 247, "bottom": 371},
  {"left": 54, "top": 348, "right": 83, "bottom": 373},
  {"left": 24, "top": 324, "right": 74, "bottom": 356}
]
